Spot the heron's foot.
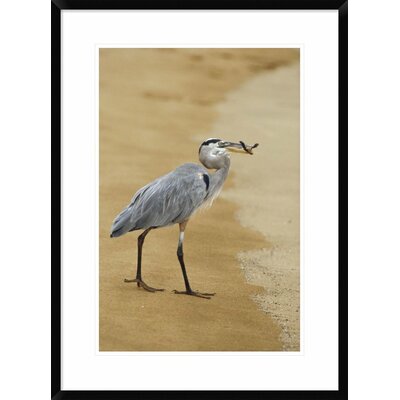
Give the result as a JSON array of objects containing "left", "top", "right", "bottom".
[
  {"left": 124, "top": 278, "right": 165, "bottom": 292},
  {"left": 173, "top": 289, "right": 216, "bottom": 300}
]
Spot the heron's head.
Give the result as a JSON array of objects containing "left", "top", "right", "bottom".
[{"left": 198, "top": 138, "right": 258, "bottom": 169}]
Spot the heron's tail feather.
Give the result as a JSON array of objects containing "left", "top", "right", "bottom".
[
  {"left": 110, "top": 227, "right": 126, "bottom": 238},
  {"left": 110, "top": 205, "right": 134, "bottom": 238}
]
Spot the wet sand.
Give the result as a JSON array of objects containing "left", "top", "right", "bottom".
[
  {"left": 204, "top": 64, "right": 300, "bottom": 350},
  {"left": 99, "top": 48, "right": 299, "bottom": 351}
]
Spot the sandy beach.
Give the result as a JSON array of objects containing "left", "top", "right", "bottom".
[{"left": 99, "top": 48, "right": 300, "bottom": 351}]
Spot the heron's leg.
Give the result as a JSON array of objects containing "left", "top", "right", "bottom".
[
  {"left": 124, "top": 228, "right": 164, "bottom": 292},
  {"left": 173, "top": 222, "right": 215, "bottom": 300}
]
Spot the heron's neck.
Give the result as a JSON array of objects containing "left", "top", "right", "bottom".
[{"left": 209, "top": 157, "right": 230, "bottom": 196}]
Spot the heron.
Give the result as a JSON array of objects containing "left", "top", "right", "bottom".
[{"left": 110, "top": 138, "right": 258, "bottom": 299}]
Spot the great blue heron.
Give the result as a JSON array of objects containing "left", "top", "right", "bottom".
[{"left": 110, "top": 138, "right": 258, "bottom": 299}]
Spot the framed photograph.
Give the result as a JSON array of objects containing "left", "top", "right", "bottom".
[{"left": 53, "top": 1, "right": 347, "bottom": 398}]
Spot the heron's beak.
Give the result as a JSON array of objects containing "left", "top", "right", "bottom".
[{"left": 218, "top": 141, "right": 259, "bottom": 155}]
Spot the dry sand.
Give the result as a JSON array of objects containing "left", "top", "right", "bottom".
[{"left": 99, "top": 48, "right": 299, "bottom": 351}]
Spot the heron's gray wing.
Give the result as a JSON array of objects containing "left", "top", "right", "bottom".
[{"left": 110, "top": 163, "right": 209, "bottom": 237}]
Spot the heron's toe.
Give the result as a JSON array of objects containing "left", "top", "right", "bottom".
[
  {"left": 125, "top": 278, "right": 165, "bottom": 292},
  {"left": 173, "top": 289, "right": 214, "bottom": 299}
]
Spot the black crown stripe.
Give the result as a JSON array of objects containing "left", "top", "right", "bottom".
[{"left": 198, "top": 138, "right": 221, "bottom": 154}]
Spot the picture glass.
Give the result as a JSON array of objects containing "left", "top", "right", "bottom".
[{"left": 99, "top": 47, "right": 300, "bottom": 352}]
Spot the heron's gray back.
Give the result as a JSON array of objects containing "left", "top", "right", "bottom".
[{"left": 110, "top": 163, "right": 209, "bottom": 237}]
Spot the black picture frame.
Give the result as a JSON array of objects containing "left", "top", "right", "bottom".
[{"left": 52, "top": 1, "right": 348, "bottom": 398}]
